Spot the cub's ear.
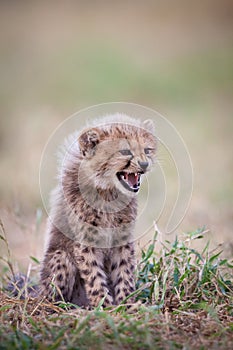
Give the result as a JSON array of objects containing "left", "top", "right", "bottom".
[
  {"left": 143, "top": 119, "right": 155, "bottom": 134},
  {"left": 78, "top": 128, "right": 100, "bottom": 157}
]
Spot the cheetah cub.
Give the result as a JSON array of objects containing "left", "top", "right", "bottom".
[{"left": 40, "top": 114, "right": 156, "bottom": 307}]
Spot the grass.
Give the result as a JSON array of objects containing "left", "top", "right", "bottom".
[{"left": 0, "top": 221, "right": 233, "bottom": 350}]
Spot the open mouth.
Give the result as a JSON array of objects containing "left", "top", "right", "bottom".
[{"left": 116, "top": 171, "right": 142, "bottom": 193}]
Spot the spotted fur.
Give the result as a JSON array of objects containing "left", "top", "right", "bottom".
[{"left": 40, "top": 114, "right": 156, "bottom": 307}]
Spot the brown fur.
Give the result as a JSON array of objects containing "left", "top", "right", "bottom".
[{"left": 40, "top": 114, "right": 156, "bottom": 307}]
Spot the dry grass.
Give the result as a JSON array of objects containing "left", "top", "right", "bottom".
[{"left": 0, "top": 292, "right": 232, "bottom": 349}]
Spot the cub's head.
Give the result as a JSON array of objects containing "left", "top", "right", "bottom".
[{"left": 77, "top": 115, "right": 157, "bottom": 195}]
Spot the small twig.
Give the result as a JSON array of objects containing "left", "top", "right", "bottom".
[{"left": 30, "top": 295, "right": 46, "bottom": 316}]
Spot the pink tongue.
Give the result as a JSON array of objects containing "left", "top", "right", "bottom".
[{"left": 128, "top": 173, "right": 138, "bottom": 187}]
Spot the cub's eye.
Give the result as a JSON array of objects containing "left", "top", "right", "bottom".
[
  {"left": 144, "top": 148, "right": 154, "bottom": 155},
  {"left": 119, "top": 149, "right": 133, "bottom": 156}
]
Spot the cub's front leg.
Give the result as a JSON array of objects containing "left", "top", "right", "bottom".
[
  {"left": 74, "top": 245, "right": 113, "bottom": 308},
  {"left": 111, "top": 243, "right": 136, "bottom": 305},
  {"left": 40, "top": 249, "right": 77, "bottom": 302}
]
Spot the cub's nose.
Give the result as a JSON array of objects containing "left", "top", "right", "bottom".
[{"left": 138, "top": 161, "right": 149, "bottom": 171}]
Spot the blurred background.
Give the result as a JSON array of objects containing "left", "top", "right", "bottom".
[{"left": 0, "top": 0, "right": 232, "bottom": 269}]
